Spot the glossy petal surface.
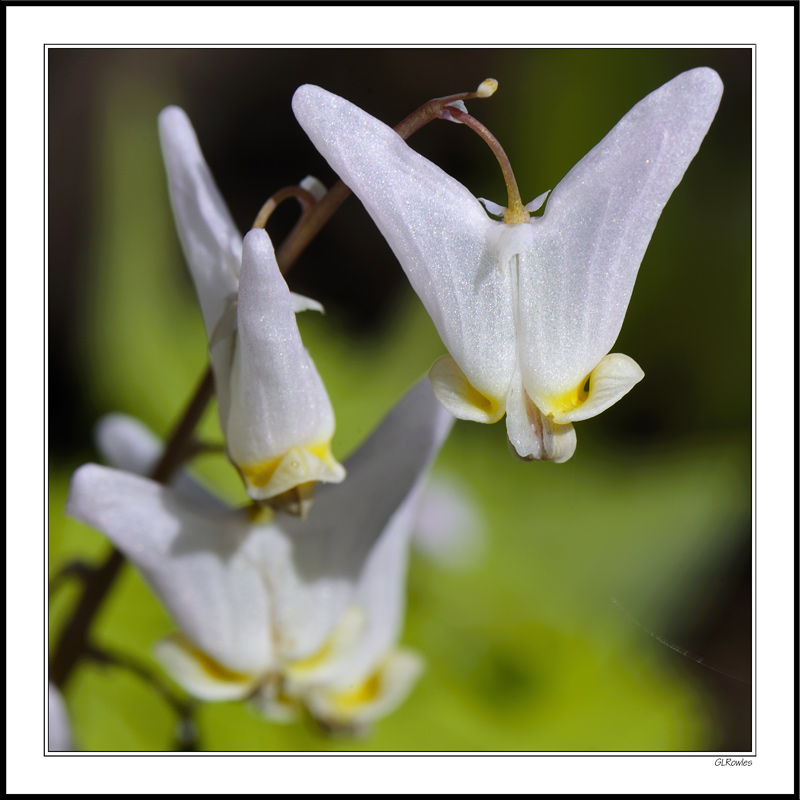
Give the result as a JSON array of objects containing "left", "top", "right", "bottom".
[
  {"left": 158, "top": 106, "right": 241, "bottom": 342},
  {"left": 226, "top": 229, "right": 345, "bottom": 500},
  {"left": 293, "top": 85, "right": 517, "bottom": 405},
  {"left": 518, "top": 68, "right": 723, "bottom": 402}
]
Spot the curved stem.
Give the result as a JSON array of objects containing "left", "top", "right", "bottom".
[
  {"left": 275, "top": 180, "right": 351, "bottom": 274},
  {"left": 50, "top": 367, "right": 216, "bottom": 690},
  {"left": 439, "top": 105, "right": 529, "bottom": 223},
  {"left": 87, "top": 644, "right": 201, "bottom": 749},
  {"left": 252, "top": 185, "right": 318, "bottom": 230},
  {"left": 48, "top": 560, "right": 92, "bottom": 599}
]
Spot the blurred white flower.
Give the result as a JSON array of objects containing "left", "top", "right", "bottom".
[
  {"left": 48, "top": 683, "right": 74, "bottom": 752},
  {"left": 158, "top": 107, "right": 344, "bottom": 508},
  {"left": 293, "top": 68, "right": 723, "bottom": 462},
  {"left": 413, "top": 476, "right": 486, "bottom": 570},
  {"left": 67, "top": 380, "right": 452, "bottom": 730}
]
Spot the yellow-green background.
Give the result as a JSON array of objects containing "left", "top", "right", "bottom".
[{"left": 48, "top": 48, "right": 752, "bottom": 752}]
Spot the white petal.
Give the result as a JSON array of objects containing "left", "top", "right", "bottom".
[
  {"left": 283, "top": 606, "right": 367, "bottom": 688},
  {"left": 518, "top": 68, "right": 723, "bottom": 402},
  {"left": 207, "top": 294, "right": 239, "bottom": 349},
  {"left": 478, "top": 197, "right": 506, "bottom": 217},
  {"left": 93, "top": 413, "right": 226, "bottom": 513},
  {"left": 290, "top": 292, "right": 325, "bottom": 314},
  {"left": 250, "top": 683, "right": 302, "bottom": 724},
  {"left": 66, "top": 464, "right": 274, "bottom": 675},
  {"left": 303, "top": 648, "right": 424, "bottom": 729},
  {"left": 292, "top": 85, "right": 517, "bottom": 405},
  {"left": 225, "top": 228, "right": 345, "bottom": 501},
  {"left": 155, "top": 634, "right": 260, "bottom": 702},
  {"left": 428, "top": 354, "right": 505, "bottom": 423},
  {"left": 158, "top": 106, "right": 242, "bottom": 342},
  {"left": 94, "top": 413, "right": 161, "bottom": 476},
  {"left": 525, "top": 190, "right": 550, "bottom": 213},
  {"left": 48, "top": 684, "right": 74, "bottom": 752},
  {"left": 551, "top": 353, "right": 644, "bottom": 423},
  {"left": 505, "top": 367, "right": 576, "bottom": 462},
  {"left": 298, "top": 174, "right": 327, "bottom": 201},
  {"left": 256, "top": 379, "right": 453, "bottom": 665}
]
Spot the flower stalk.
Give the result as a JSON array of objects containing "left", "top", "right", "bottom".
[{"left": 437, "top": 104, "right": 529, "bottom": 224}]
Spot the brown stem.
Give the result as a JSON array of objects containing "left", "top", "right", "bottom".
[
  {"left": 275, "top": 180, "right": 351, "bottom": 274},
  {"left": 50, "top": 367, "right": 216, "bottom": 690},
  {"left": 439, "top": 105, "right": 529, "bottom": 224},
  {"left": 87, "top": 645, "right": 200, "bottom": 728},
  {"left": 252, "top": 185, "right": 318, "bottom": 230}
]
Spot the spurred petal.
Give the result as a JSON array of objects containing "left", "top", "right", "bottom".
[
  {"left": 517, "top": 68, "right": 723, "bottom": 402},
  {"left": 292, "top": 85, "right": 517, "bottom": 405},
  {"left": 66, "top": 464, "right": 274, "bottom": 675},
  {"left": 225, "top": 228, "right": 345, "bottom": 501},
  {"left": 158, "top": 106, "right": 242, "bottom": 342}
]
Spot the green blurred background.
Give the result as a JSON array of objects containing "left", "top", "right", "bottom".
[{"left": 48, "top": 48, "right": 752, "bottom": 752}]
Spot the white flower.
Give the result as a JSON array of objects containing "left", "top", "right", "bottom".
[
  {"left": 292, "top": 68, "right": 723, "bottom": 462},
  {"left": 158, "top": 106, "right": 344, "bottom": 504},
  {"left": 67, "top": 380, "right": 453, "bottom": 730},
  {"left": 413, "top": 475, "right": 486, "bottom": 570},
  {"left": 48, "top": 683, "right": 74, "bottom": 752}
]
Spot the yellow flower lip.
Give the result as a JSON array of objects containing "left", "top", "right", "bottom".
[
  {"left": 172, "top": 633, "right": 254, "bottom": 684},
  {"left": 543, "top": 379, "right": 590, "bottom": 419},
  {"left": 239, "top": 442, "right": 334, "bottom": 488},
  {"left": 235, "top": 440, "right": 346, "bottom": 506},
  {"left": 544, "top": 354, "right": 645, "bottom": 425},
  {"left": 325, "top": 670, "right": 382, "bottom": 715},
  {"left": 428, "top": 354, "right": 505, "bottom": 424}
]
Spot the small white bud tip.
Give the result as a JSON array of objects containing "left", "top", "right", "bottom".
[
  {"left": 476, "top": 78, "right": 498, "bottom": 98},
  {"left": 299, "top": 175, "right": 327, "bottom": 201}
]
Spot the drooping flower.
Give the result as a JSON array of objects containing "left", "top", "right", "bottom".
[
  {"left": 292, "top": 68, "right": 723, "bottom": 462},
  {"left": 158, "top": 106, "right": 344, "bottom": 507},
  {"left": 67, "top": 379, "right": 453, "bottom": 731}
]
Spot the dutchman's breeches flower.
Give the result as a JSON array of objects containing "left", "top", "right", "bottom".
[
  {"left": 292, "top": 68, "right": 723, "bottom": 462},
  {"left": 67, "top": 379, "right": 453, "bottom": 730},
  {"left": 158, "top": 107, "right": 344, "bottom": 506}
]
